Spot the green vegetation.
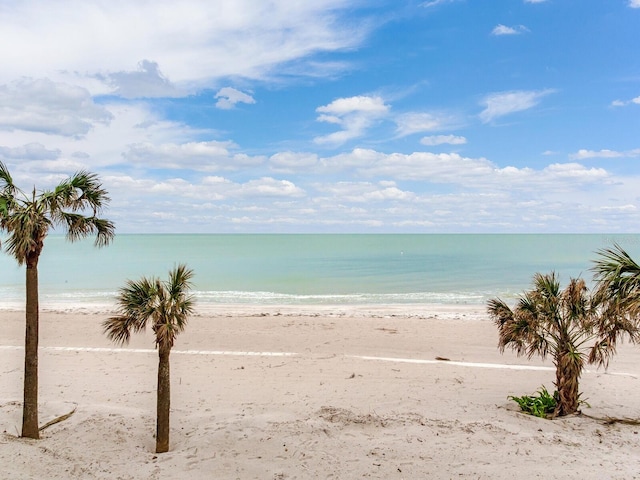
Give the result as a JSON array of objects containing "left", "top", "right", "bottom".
[
  {"left": 508, "top": 386, "right": 558, "bottom": 418},
  {"left": 509, "top": 386, "right": 590, "bottom": 418}
]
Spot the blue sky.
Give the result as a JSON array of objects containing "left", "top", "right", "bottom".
[{"left": 0, "top": 0, "right": 639, "bottom": 233}]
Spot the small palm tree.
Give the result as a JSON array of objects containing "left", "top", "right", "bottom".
[
  {"left": 0, "top": 161, "right": 114, "bottom": 439},
  {"left": 103, "top": 265, "right": 195, "bottom": 454},
  {"left": 487, "top": 272, "right": 597, "bottom": 417},
  {"left": 590, "top": 244, "right": 640, "bottom": 365}
]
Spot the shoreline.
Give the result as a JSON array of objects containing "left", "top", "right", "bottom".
[{"left": 0, "top": 302, "right": 491, "bottom": 320}]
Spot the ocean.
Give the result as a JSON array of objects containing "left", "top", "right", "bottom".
[{"left": 1, "top": 234, "right": 639, "bottom": 310}]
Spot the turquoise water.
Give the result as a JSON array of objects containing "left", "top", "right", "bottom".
[{"left": 1, "top": 234, "right": 639, "bottom": 308}]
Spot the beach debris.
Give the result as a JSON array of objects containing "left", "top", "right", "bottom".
[
  {"left": 582, "top": 414, "right": 640, "bottom": 426},
  {"left": 376, "top": 327, "right": 398, "bottom": 334},
  {"left": 39, "top": 404, "right": 77, "bottom": 432},
  {"left": 435, "top": 356, "right": 450, "bottom": 361}
]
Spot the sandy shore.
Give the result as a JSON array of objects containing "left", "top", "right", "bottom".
[{"left": 1, "top": 305, "right": 640, "bottom": 479}]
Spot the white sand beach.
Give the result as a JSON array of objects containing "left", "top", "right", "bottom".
[{"left": 1, "top": 305, "right": 640, "bottom": 479}]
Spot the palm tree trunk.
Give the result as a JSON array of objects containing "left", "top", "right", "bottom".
[
  {"left": 554, "top": 351, "right": 580, "bottom": 416},
  {"left": 156, "top": 344, "right": 171, "bottom": 453},
  {"left": 22, "top": 259, "right": 40, "bottom": 439}
]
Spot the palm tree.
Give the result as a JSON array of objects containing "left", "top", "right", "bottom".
[
  {"left": 0, "top": 161, "right": 114, "bottom": 439},
  {"left": 103, "top": 265, "right": 195, "bottom": 454},
  {"left": 590, "top": 244, "right": 640, "bottom": 365},
  {"left": 487, "top": 272, "right": 597, "bottom": 417}
]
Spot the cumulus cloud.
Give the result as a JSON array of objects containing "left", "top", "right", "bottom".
[
  {"left": 123, "top": 140, "right": 265, "bottom": 171},
  {"left": 492, "top": 24, "right": 529, "bottom": 36},
  {"left": 479, "top": 89, "right": 554, "bottom": 123},
  {"left": 318, "top": 148, "right": 608, "bottom": 193},
  {"left": 215, "top": 87, "right": 256, "bottom": 109},
  {"left": 0, "top": 78, "right": 112, "bottom": 136},
  {"left": 317, "top": 96, "right": 389, "bottom": 115},
  {"left": 269, "top": 151, "right": 319, "bottom": 173},
  {"left": 0, "top": 142, "right": 61, "bottom": 160},
  {"left": 9, "top": 115, "right": 625, "bottom": 233},
  {"left": 320, "top": 147, "right": 386, "bottom": 171},
  {"left": 314, "top": 95, "right": 390, "bottom": 146},
  {"left": 420, "top": 135, "right": 467, "bottom": 146},
  {"left": 106, "top": 173, "right": 304, "bottom": 205},
  {"left": 240, "top": 177, "right": 306, "bottom": 197},
  {"left": 570, "top": 148, "right": 640, "bottom": 160},
  {"left": 630, "top": 0, "right": 640, "bottom": 8},
  {"left": 314, "top": 181, "right": 415, "bottom": 203}
]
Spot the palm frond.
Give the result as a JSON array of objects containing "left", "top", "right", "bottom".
[
  {"left": 45, "top": 170, "right": 111, "bottom": 214},
  {"left": 102, "top": 315, "right": 137, "bottom": 345},
  {"left": 592, "top": 244, "right": 640, "bottom": 300},
  {"left": 591, "top": 244, "right": 640, "bottom": 349},
  {"left": 59, "top": 213, "right": 115, "bottom": 247},
  {"left": 1, "top": 205, "right": 51, "bottom": 264},
  {"left": 103, "top": 277, "right": 158, "bottom": 344},
  {"left": 0, "top": 161, "right": 18, "bottom": 196},
  {"left": 0, "top": 162, "right": 20, "bottom": 223},
  {"left": 66, "top": 170, "right": 111, "bottom": 211},
  {"left": 1, "top": 165, "right": 114, "bottom": 262},
  {"left": 106, "top": 266, "right": 196, "bottom": 350}
]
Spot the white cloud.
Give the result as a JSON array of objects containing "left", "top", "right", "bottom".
[
  {"left": 420, "top": 135, "right": 467, "bottom": 146},
  {"left": 314, "top": 181, "right": 415, "bottom": 203},
  {"left": 317, "top": 96, "right": 389, "bottom": 115},
  {"left": 215, "top": 87, "right": 256, "bottom": 109},
  {"left": 0, "top": 78, "right": 112, "bottom": 136},
  {"left": 0, "top": 142, "right": 60, "bottom": 160},
  {"left": 318, "top": 148, "right": 608, "bottom": 193},
  {"left": 269, "top": 152, "right": 319, "bottom": 172},
  {"left": 524, "top": 0, "right": 548, "bottom": 3},
  {"left": 320, "top": 148, "right": 386, "bottom": 171},
  {"left": 597, "top": 204, "right": 637, "bottom": 213},
  {"left": 99, "top": 60, "right": 179, "bottom": 98},
  {"left": 123, "top": 140, "right": 265, "bottom": 171},
  {"left": 0, "top": 1, "right": 369, "bottom": 92},
  {"left": 105, "top": 173, "right": 304, "bottom": 209},
  {"left": 421, "top": 0, "right": 458, "bottom": 7},
  {"left": 51, "top": 141, "right": 633, "bottom": 233},
  {"left": 543, "top": 162, "right": 609, "bottom": 180},
  {"left": 492, "top": 24, "right": 529, "bottom": 36},
  {"left": 0, "top": 101, "right": 232, "bottom": 186},
  {"left": 570, "top": 148, "right": 640, "bottom": 160},
  {"left": 611, "top": 95, "right": 640, "bottom": 107},
  {"left": 314, "top": 95, "right": 390, "bottom": 146},
  {"left": 240, "top": 178, "right": 306, "bottom": 198},
  {"left": 630, "top": 0, "right": 640, "bottom": 8},
  {"left": 360, "top": 150, "right": 496, "bottom": 182},
  {"left": 394, "top": 112, "right": 456, "bottom": 137},
  {"left": 479, "top": 89, "right": 554, "bottom": 123}
]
